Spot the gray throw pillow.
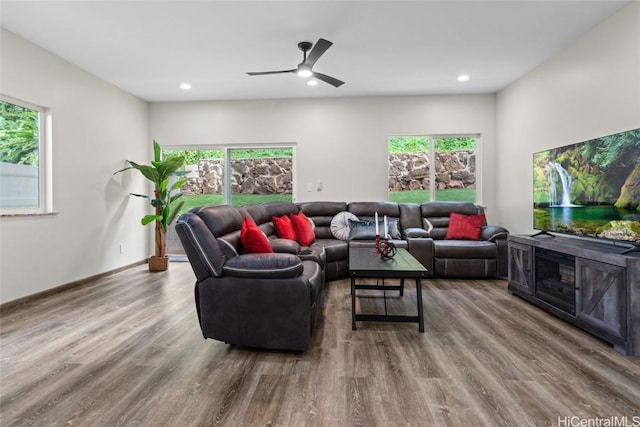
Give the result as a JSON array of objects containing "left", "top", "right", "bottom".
[
  {"left": 330, "top": 211, "right": 359, "bottom": 240},
  {"left": 387, "top": 219, "right": 401, "bottom": 239},
  {"left": 348, "top": 219, "right": 379, "bottom": 240}
]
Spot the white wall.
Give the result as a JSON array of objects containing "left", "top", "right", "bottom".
[
  {"left": 150, "top": 94, "right": 497, "bottom": 207},
  {"left": 495, "top": 3, "right": 640, "bottom": 235},
  {"left": 14, "top": 0, "right": 633, "bottom": 301},
  {"left": 0, "top": 30, "right": 150, "bottom": 303}
]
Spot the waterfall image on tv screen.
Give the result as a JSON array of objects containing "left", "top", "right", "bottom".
[{"left": 533, "top": 128, "right": 640, "bottom": 243}]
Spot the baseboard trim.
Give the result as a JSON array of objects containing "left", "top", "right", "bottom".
[{"left": 0, "top": 260, "right": 147, "bottom": 311}]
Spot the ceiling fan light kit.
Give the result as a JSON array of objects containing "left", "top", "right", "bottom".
[
  {"left": 247, "top": 38, "right": 345, "bottom": 88},
  {"left": 297, "top": 65, "right": 312, "bottom": 78}
]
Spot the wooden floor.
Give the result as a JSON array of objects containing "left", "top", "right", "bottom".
[{"left": 1, "top": 262, "right": 639, "bottom": 427}]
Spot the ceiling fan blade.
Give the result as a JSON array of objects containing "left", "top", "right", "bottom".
[
  {"left": 304, "top": 38, "right": 333, "bottom": 67},
  {"left": 312, "top": 72, "right": 344, "bottom": 88},
  {"left": 247, "top": 69, "right": 296, "bottom": 76}
]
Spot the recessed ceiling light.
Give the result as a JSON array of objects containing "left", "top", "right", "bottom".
[
  {"left": 457, "top": 75, "right": 470, "bottom": 82},
  {"left": 180, "top": 82, "right": 192, "bottom": 90},
  {"left": 307, "top": 79, "right": 318, "bottom": 86}
]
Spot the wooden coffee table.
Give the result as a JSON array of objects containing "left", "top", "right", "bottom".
[{"left": 349, "top": 247, "right": 427, "bottom": 332}]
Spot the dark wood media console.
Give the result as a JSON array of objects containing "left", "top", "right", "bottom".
[{"left": 508, "top": 234, "right": 640, "bottom": 356}]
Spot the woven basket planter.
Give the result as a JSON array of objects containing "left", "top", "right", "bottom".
[{"left": 148, "top": 256, "right": 169, "bottom": 272}]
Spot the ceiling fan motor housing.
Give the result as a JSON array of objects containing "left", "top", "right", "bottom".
[{"left": 298, "top": 41, "right": 313, "bottom": 52}]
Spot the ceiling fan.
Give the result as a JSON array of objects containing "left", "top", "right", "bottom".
[{"left": 247, "top": 38, "right": 345, "bottom": 88}]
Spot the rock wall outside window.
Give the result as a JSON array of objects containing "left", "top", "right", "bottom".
[{"left": 181, "top": 151, "right": 474, "bottom": 195}]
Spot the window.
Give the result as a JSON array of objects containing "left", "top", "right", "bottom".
[
  {"left": 162, "top": 145, "right": 295, "bottom": 255},
  {"left": 161, "top": 146, "right": 295, "bottom": 210},
  {"left": 226, "top": 147, "right": 294, "bottom": 206},
  {"left": 388, "top": 135, "right": 478, "bottom": 203},
  {"left": 0, "top": 96, "right": 51, "bottom": 214}
]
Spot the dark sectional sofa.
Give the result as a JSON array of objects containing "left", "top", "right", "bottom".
[{"left": 176, "top": 201, "right": 509, "bottom": 351}]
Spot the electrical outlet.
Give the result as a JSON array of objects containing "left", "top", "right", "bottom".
[
  {"left": 119, "top": 244, "right": 125, "bottom": 254},
  {"left": 307, "top": 183, "right": 314, "bottom": 192}
]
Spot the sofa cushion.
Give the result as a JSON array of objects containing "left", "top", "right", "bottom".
[
  {"left": 348, "top": 201, "right": 400, "bottom": 218},
  {"left": 445, "top": 213, "right": 485, "bottom": 240},
  {"left": 217, "top": 238, "right": 238, "bottom": 259},
  {"left": 421, "top": 202, "right": 478, "bottom": 218},
  {"left": 421, "top": 202, "right": 481, "bottom": 240},
  {"left": 434, "top": 240, "right": 497, "bottom": 259},
  {"left": 244, "top": 204, "right": 270, "bottom": 225},
  {"left": 262, "top": 201, "right": 299, "bottom": 218},
  {"left": 193, "top": 205, "right": 245, "bottom": 237},
  {"left": 404, "top": 227, "right": 430, "bottom": 238},
  {"left": 240, "top": 217, "right": 273, "bottom": 253},
  {"left": 330, "top": 211, "right": 359, "bottom": 241},
  {"left": 423, "top": 218, "right": 434, "bottom": 233},
  {"left": 297, "top": 201, "right": 348, "bottom": 217},
  {"left": 291, "top": 212, "right": 315, "bottom": 246},
  {"left": 298, "top": 202, "right": 347, "bottom": 240},
  {"left": 272, "top": 215, "right": 297, "bottom": 241}
]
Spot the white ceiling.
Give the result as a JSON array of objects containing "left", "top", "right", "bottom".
[{"left": 0, "top": 1, "right": 630, "bottom": 102}]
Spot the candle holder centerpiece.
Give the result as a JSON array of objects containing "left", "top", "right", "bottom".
[
  {"left": 379, "top": 236, "right": 397, "bottom": 260},
  {"left": 373, "top": 212, "right": 397, "bottom": 260}
]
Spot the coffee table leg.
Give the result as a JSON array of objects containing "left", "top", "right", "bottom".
[
  {"left": 417, "top": 279, "right": 424, "bottom": 332},
  {"left": 351, "top": 276, "right": 357, "bottom": 330}
]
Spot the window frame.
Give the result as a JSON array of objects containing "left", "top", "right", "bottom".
[
  {"left": 0, "top": 94, "right": 53, "bottom": 216},
  {"left": 161, "top": 143, "right": 297, "bottom": 256},
  {"left": 388, "top": 133, "right": 481, "bottom": 204}
]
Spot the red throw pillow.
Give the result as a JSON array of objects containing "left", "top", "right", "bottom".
[
  {"left": 240, "top": 217, "right": 273, "bottom": 253},
  {"left": 290, "top": 212, "right": 315, "bottom": 246},
  {"left": 445, "top": 212, "right": 485, "bottom": 240},
  {"left": 272, "top": 215, "right": 298, "bottom": 241}
]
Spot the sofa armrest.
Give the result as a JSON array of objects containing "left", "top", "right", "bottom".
[
  {"left": 223, "top": 253, "right": 303, "bottom": 279},
  {"left": 270, "top": 238, "right": 301, "bottom": 254},
  {"left": 403, "top": 227, "right": 430, "bottom": 239},
  {"left": 480, "top": 226, "right": 509, "bottom": 242},
  {"left": 406, "top": 237, "right": 435, "bottom": 277},
  {"left": 299, "top": 245, "right": 326, "bottom": 267}
]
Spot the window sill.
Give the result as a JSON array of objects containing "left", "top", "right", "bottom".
[{"left": 1, "top": 211, "right": 59, "bottom": 218}]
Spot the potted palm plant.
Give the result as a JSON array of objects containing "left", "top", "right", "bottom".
[{"left": 115, "top": 141, "right": 186, "bottom": 271}]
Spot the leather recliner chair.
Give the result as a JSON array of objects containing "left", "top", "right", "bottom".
[{"left": 176, "top": 205, "right": 324, "bottom": 352}]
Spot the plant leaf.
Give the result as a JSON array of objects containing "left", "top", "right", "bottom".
[
  {"left": 141, "top": 215, "right": 161, "bottom": 226},
  {"left": 153, "top": 140, "right": 161, "bottom": 162},
  {"left": 170, "top": 177, "right": 187, "bottom": 191},
  {"left": 156, "top": 156, "right": 186, "bottom": 182},
  {"left": 166, "top": 200, "right": 185, "bottom": 227},
  {"left": 129, "top": 193, "right": 150, "bottom": 199},
  {"left": 169, "top": 192, "right": 183, "bottom": 204},
  {"left": 151, "top": 198, "right": 165, "bottom": 209},
  {"left": 113, "top": 166, "right": 135, "bottom": 175},
  {"left": 126, "top": 161, "right": 159, "bottom": 183}
]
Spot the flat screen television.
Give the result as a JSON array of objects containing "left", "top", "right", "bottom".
[{"left": 533, "top": 128, "right": 640, "bottom": 249}]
